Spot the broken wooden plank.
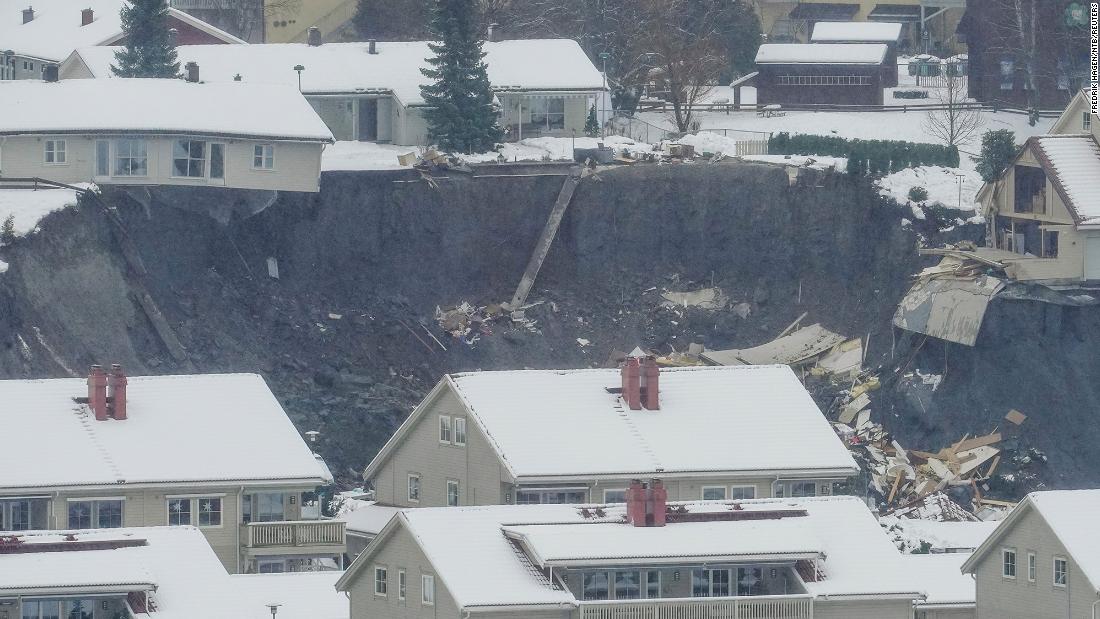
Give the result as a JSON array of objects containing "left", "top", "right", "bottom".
[
  {"left": 507, "top": 167, "right": 582, "bottom": 310},
  {"left": 839, "top": 392, "right": 870, "bottom": 424},
  {"left": 1005, "top": 409, "right": 1027, "bottom": 425},
  {"left": 958, "top": 446, "right": 999, "bottom": 477},
  {"left": 954, "top": 432, "right": 1002, "bottom": 453},
  {"left": 927, "top": 458, "right": 954, "bottom": 481},
  {"left": 887, "top": 473, "right": 903, "bottom": 504},
  {"left": 985, "top": 455, "right": 1001, "bottom": 478}
]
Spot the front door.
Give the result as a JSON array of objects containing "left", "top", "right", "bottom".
[
  {"left": 358, "top": 99, "right": 378, "bottom": 141},
  {"left": 1086, "top": 235, "right": 1100, "bottom": 281}
]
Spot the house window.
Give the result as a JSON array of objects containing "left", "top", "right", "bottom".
[
  {"left": 114, "top": 139, "right": 148, "bottom": 176},
  {"left": 530, "top": 97, "right": 566, "bottom": 131},
  {"left": 604, "top": 489, "right": 627, "bottom": 503},
  {"left": 44, "top": 139, "right": 66, "bottom": 164},
  {"left": 253, "top": 144, "right": 275, "bottom": 169},
  {"left": 68, "top": 499, "right": 123, "bottom": 529},
  {"left": 96, "top": 140, "right": 110, "bottom": 176},
  {"left": 730, "top": 486, "right": 756, "bottom": 500},
  {"left": 1000, "top": 58, "right": 1015, "bottom": 90},
  {"left": 168, "top": 497, "right": 222, "bottom": 526},
  {"left": 22, "top": 599, "right": 95, "bottom": 619},
  {"left": 1043, "top": 230, "right": 1059, "bottom": 258},
  {"left": 515, "top": 489, "right": 586, "bottom": 504},
  {"left": 454, "top": 417, "right": 467, "bottom": 446},
  {"left": 210, "top": 143, "right": 225, "bottom": 180},
  {"left": 0, "top": 498, "right": 47, "bottom": 531},
  {"left": 439, "top": 415, "right": 452, "bottom": 443},
  {"left": 1084, "top": 112, "right": 1092, "bottom": 131},
  {"left": 408, "top": 474, "right": 421, "bottom": 502},
  {"left": 702, "top": 486, "right": 727, "bottom": 501},
  {"left": 791, "top": 481, "right": 817, "bottom": 497},
  {"left": 398, "top": 569, "right": 407, "bottom": 600},
  {"left": 1053, "top": 557, "right": 1067, "bottom": 587},
  {"left": 374, "top": 566, "right": 388, "bottom": 595},
  {"left": 173, "top": 140, "right": 206, "bottom": 177},
  {"left": 645, "top": 570, "right": 661, "bottom": 598},
  {"left": 737, "top": 567, "right": 764, "bottom": 595},
  {"left": 421, "top": 574, "right": 435, "bottom": 605},
  {"left": 243, "top": 492, "right": 285, "bottom": 523},
  {"left": 692, "top": 569, "right": 730, "bottom": 597},
  {"left": 1003, "top": 548, "right": 1017, "bottom": 578},
  {"left": 447, "top": 480, "right": 459, "bottom": 507},
  {"left": 583, "top": 571, "right": 610, "bottom": 600},
  {"left": 258, "top": 559, "right": 286, "bottom": 573},
  {"left": 614, "top": 570, "right": 641, "bottom": 600},
  {"left": 1027, "top": 551, "right": 1037, "bottom": 582}
]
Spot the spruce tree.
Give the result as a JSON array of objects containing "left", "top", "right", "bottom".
[
  {"left": 419, "top": 0, "right": 501, "bottom": 153},
  {"left": 584, "top": 104, "right": 599, "bottom": 137},
  {"left": 111, "top": 0, "right": 180, "bottom": 78}
]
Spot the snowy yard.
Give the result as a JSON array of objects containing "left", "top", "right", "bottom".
[
  {"left": 876, "top": 166, "right": 983, "bottom": 214},
  {"left": 0, "top": 185, "right": 84, "bottom": 238}
]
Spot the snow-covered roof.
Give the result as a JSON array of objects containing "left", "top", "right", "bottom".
[
  {"left": 67, "top": 39, "right": 605, "bottom": 106},
  {"left": 0, "top": 373, "right": 332, "bottom": 491},
  {"left": 1031, "top": 134, "right": 1100, "bottom": 224},
  {"left": 881, "top": 516, "right": 998, "bottom": 552},
  {"left": 0, "top": 0, "right": 243, "bottom": 63},
  {"left": 338, "top": 499, "right": 403, "bottom": 536},
  {"left": 901, "top": 553, "right": 975, "bottom": 608},
  {"left": 424, "top": 365, "right": 857, "bottom": 481},
  {"left": 810, "top": 22, "right": 904, "bottom": 43},
  {"left": 1027, "top": 490, "right": 1100, "bottom": 591},
  {"left": 0, "top": 527, "right": 345, "bottom": 619},
  {"left": 340, "top": 497, "right": 923, "bottom": 608},
  {"left": 0, "top": 80, "right": 333, "bottom": 142},
  {"left": 755, "top": 43, "right": 888, "bottom": 65}
]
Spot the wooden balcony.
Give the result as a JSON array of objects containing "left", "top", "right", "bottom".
[
  {"left": 578, "top": 595, "right": 814, "bottom": 619},
  {"left": 243, "top": 520, "right": 345, "bottom": 549}
]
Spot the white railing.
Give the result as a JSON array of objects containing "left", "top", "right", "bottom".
[
  {"left": 578, "top": 595, "right": 813, "bottom": 619},
  {"left": 245, "top": 520, "right": 345, "bottom": 548}
]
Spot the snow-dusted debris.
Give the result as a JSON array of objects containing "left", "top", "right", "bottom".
[
  {"left": 0, "top": 373, "right": 332, "bottom": 490},
  {"left": 1033, "top": 134, "right": 1100, "bottom": 223},
  {"left": 810, "top": 22, "right": 904, "bottom": 42},
  {"left": 0, "top": 80, "right": 333, "bottom": 142},
  {"left": 755, "top": 43, "right": 888, "bottom": 65},
  {"left": 881, "top": 515, "right": 998, "bottom": 553}
]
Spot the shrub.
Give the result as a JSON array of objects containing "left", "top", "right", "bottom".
[
  {"left": 973, "top": 129, "right": 1017, "bottom": 183},
  {"left": 770, "top": 132, "right": 961, "bottom": 174},
  {"left": 0, "top": 215, "right": 14, "bottom": 245},
  {"left": 908, "top": 186, "right": 929, "bottom": 202},
  {"left": 892, "top": 90, "right": 930, "bottom": 99}
]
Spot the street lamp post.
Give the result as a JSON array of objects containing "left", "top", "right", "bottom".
[{"left": 599, "top": 52, "right": 610, "bottom": 138}]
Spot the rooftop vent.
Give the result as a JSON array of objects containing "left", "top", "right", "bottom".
[
  {"left": 368, "top": 39, "right": 377, "bottom": 54},
  {"left": 22, "top": 6, "right": 34, "bottom": 24},
  {"left": 80, "top": 7, "right": 93, "bottom": 26},
  {"left": 307, "top": 26, "right": 322, "bottom": 47},
  {"left": 184, "top": 61, "right": 199, "bottom": 83}
]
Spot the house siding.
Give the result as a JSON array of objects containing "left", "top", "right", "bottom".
[
  {"left": 347, "top": 523, "right": 460, "bottom": 619},
  {"left": 755, "top": 63, "right": 886, "bottom": 106},
  {"left": 917, "top": 608, "right": 974, "bottom": 619},
  {"left": 972, "top": 507, "right": 1095, "bottom": 619},
  {"left": 813, "top": 598, "right": 914, "bottom": 619},
  {"left": 0, "top": 134, "right": 323, "bottom": 192},
  {"left": 370, "top": 387, "right": 510, "bottom": 508}
]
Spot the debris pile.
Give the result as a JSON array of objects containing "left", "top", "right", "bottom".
[{"left": 701, "top": 314, "right": 865, "bottom": 380}]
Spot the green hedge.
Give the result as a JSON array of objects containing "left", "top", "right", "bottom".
[
  {"left": 892, "top": 90, "right": 929, "bottom": 99},
  {"left": 769, "top": 132, "right": 960, "bottom": 175}
]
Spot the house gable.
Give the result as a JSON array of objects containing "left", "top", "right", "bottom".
[{"left": 1050, "top": 89, "right": 1095, "bottom": 136}]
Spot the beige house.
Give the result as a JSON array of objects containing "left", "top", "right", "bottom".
[
  {"left": 961, "top": 489, "right": 1100, "bottom": 619},
  {"left": 335, "top": 492, "right": 928, "bottom": 619},
  {"left": 0, "top": 368, "right": 343, "bottom": 575},
  {"left": 0, "top": 526, "right": 347, "bottom": 619},
  {"left": 357, "top": 360, "right": 858, "bottom": 541},
  {"left": 61, "top": 39, "right": 605, "bottom": 146},
  {"left": 264, "top": 0, "right": 357, "bottom": 43},
  {"left": 0, "top": 79, "right": 332, "bottom": 193}
]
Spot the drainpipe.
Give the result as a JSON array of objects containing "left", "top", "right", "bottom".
[
  {"left": 1091, "top": 593, "right": 1099, "bottom": 619},
  {"left": 236, "top": 486, "right": 244, "bottom": 574}
]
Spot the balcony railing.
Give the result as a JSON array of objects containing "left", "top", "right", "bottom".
[
  {"left": 578, "top": 595, "right": 813, "bottom": 619},
  {"left": 244, "top": 520, "right": 345, "bottom": 548}
]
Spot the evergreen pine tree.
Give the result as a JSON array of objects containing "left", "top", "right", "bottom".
[
  {"left": 973, "top": 129, "right": 1017, "bottom": 183},
  {"left": 1, "top": 215, "right": 15, "bottom": 245},
  {"left": 111, "top": 0, "right": 180, "bottom": 78},
  {"left": 584, "top": 104, "right": 599, "bottom": 137},
  {"left": 419, "top": 0, "right": 501, "bottom": 153}
]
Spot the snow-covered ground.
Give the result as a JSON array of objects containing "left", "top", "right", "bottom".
[
  {"left": 0, "top": 185, "right": 84, "bottom": 238},
  {"left": 321, "top": 141, "right": 421, "bottom": 171},
  {"left": 876, "top": 166, "right": 984, "bottom": 216}
]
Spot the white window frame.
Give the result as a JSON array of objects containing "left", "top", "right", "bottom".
[
  {"left": 66, "top": 497, "right": 124, "bottom": 529},
  {"left": 253, "top": 144, "right": 275, "bottom": 170},
  {"left": 44, "top": 139, "right": 66, "bottom": 165},
  {"left": 1084, "top": 111, "right": 1092, "bottom": 131},
  {"left": 407, "top": 474, "right": 421, "bottom": 503},
  {"left": 113, "top": 138, "right": 149, "bottom": 177},
  {"left": 612, "top": 569, "right": 642, "bottom": 600},
  {"left": 1027, "top": 551, "right": 1036, "bottom": 582},
  {"left": 421, "top": 574, "right": 435, "bottom": 605},
  {"left": 439, "top": 415, "right": 452, "bottom": 444},
  {"left": 730, "top": 485, "right": 756, "bottom": 500},
  {"left": 603, "top": 488, "right": 628, "bottom": 503},
  {"left": 1002, "top": 548, "right": 1017, "bottom": 579},
  {"left": 172, "top": 139, "right": 207, "bottom": 178},
  {"left": 701, "top": 486, "right": 727, "bottom": 501},
  {"left": 1053, "top": 556, "right": 1067, "bottom": 587},
  {"left": 454, "top": 417, "right": 467, "bottom": 446},
  {"left": 446, "top": 480, "right": 459, "bottom": 507},
  {"left": 374, "top": 565, "right": 388, "bottom": 596},
  {"left": 166, "top": 495, "right": 223, "bottom": 528},
  {"left": 645, "top": 570, "right": 661, "bottom": 599}
]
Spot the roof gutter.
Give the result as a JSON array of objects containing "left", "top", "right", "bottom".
[
  {"left": 461, "top": 602, "right": 576, "bottom": 612},
  {"left": 0, "top": 129, "right": 334, "bottom": 144},
  {"left": 0, "top": 476, "right": 330, "bottom": 494},
  {"left": 515, "top": 467, "right": 858, "bottom": 484},
  {"left": 540, "top": 551, "right": 821, "bottom": 568},
  {"left": 1, "top": 584, "right": 156, "bottom": 596},
  {"left": 816, "top": 592, "right": 923, "bottom": 602}
]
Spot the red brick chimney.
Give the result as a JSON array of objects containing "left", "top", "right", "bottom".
[
  {"left": 107, "top": 364, "right": 127, "bottom": 420},
  {"left": 80, "top": 8, "right": 93, "bottom": 26},
  {"left": 87, "top": 365, "right": 108, "bottom": 421},
  {"left": 620, "top": 357, "right": 641, "bottom": 410},
  {"left": 641, "top": 356, "right": 660, "bottom": 410},
  {"left": 649, "top": 479, "right": 667, "bottom": 526},
  {"left": 626, "top": 480, "right": 647, "bottom": 526}
]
